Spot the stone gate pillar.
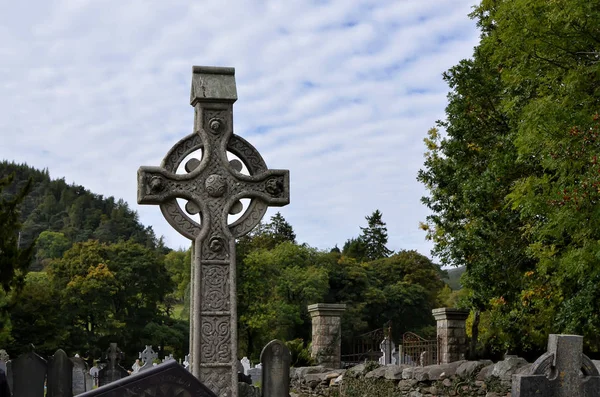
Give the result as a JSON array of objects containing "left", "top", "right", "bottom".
[
  {"left": 308, "top": 303, "right": 346, "bottom": 368},
  {"left": 432, "top": 308, "right": 469, "bottom": 364}
]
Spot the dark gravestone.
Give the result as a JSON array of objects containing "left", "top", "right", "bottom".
[
  {"left": 260, "top": 340, "right": 290, "bottom": 397},
  {"left": 98, "top": 344, "right": 129, "bottom": 387},
  {"left": 12, "top": 348, "right": 47, "bottom": 397},
  {"left": 47, "top": 349, "right": 73, "bottom": 397},
  {"left": 71, "top": 357, "right": 89, "bottom": 395},
  {"left": 512, "top": 334, "right": 600, "bottom": 397},
  {"left": 78, "top": 360, "right": 217, "bottom": 397}
]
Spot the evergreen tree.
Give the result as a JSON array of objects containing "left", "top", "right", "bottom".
[
  {"left": 360, "top": 210, "right": 393, "bottom": 261},
  {"left": 0, "top": 173, "right": 34, "bottom": 293}
]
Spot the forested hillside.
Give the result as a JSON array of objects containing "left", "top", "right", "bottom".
[{"left": 0, "top": 160, "right": 164, "bottom": 270}]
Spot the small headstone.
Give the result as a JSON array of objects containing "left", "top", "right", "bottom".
[
  {"left": 89, "top": 366, "right": 100, "bottom": 387},
  {"left": 0, "top": 349, "right": 8, "bottom": 372},
  {"left": 77, "top": 361, "right": 217, "bottom": 397},
  {"left": 138, "top": 345, "right": 157, "bottom": 372},
  {"left": 241, "top": 357, "right": 251, "bottom": 375},
  {"left": 379, "top": 337, "right": 395, "bottom": 365},
  {"left": 12, "top": 346, "right": 47, "bottom": 397},
  {"left": 260, "top": 340, "right": 291, "bottom": 397},
  {"left": 162, "top": 354, "right": 174, "bottom": 363},
  {"left": 512, "top": 334, "right": 600, "bottom": 397},
  {"left": 247, "top": 367, "right": 261, "bottom": 385},
  {"left": 47, "top": 349, "right": 73, "bottom": 397},
  {"left": 98, "top": 344, "right": 128, "bottom": 387},
  {"left": 71, "top": 356, "right": 89, "bottom": 395},
  {"left": 183, "top": 355, "right": 190, "bottom": 371}
]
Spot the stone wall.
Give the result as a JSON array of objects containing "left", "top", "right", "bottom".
[{"left": 289, "top": 356, "right": 537, "bottom": 397}]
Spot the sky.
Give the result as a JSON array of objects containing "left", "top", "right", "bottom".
[{"left": 0, "top": 0, "right": 481, "bottom": 258}]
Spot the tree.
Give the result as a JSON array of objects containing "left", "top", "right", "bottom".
[
  {"left": 361, "top": 210, "right": 393, "bottom": 260},
  {"left": 419, "top": 0, "right": 600, "bottom": 355},
  {"left": 343, "top": 210, "right": 393, "bottom": 261},
  {"left": 0, "top": 173, "right": 34, "bottom": 294},
  {"left": 237, "top": 241, "right": 328, "bottom": 360}
]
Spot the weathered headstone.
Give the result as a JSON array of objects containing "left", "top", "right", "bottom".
[
  {"left": 512, "top": 334, "right": 600, "bottom": 396},
  {"left": 260, "top": 340, "right": 291, "bottom": 397},
  {"left": 98, "top": 344, "right": 128, "bottom": 387},
  {"left": 12, "top": 346, "right": 47, "bottom": 397},
  {"left": 47, "top": 349, "right": 73, "bottom": 397},
  {"left": 241, "top": 357, "right": 251, "bottom": 375},
  {"left": 183, "top": 354, "right": 190, "bottom": 370},
  {"left": 71, "top": 356, "right": 90, "bottom": 395},
  {"left": 78, "top": 360, "right": 217, "bottom": 397},
  {"left": 138, "top": 345, "right": 158, "bottom": 372},
  {"left": 89, "top": 365, "right": 100, "bottom": 388},
  {"left": 379, "top": 337, "right": 395, "bottom": 365},
  {"left": 0, "top": 349, "right": 8, "bottom": 373},
  {"left": 137, "top": 65, "right": 290, "bottom": 397}
]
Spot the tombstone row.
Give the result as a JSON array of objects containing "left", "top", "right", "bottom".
[{"left": 0, "top": 343, "right": 185, "bottom": 397}]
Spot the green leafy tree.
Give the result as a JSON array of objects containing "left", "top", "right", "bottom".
[
  {"left": 238, "top": 241, "right": 328, "bottom": 360},
  {"left": 420, "top": 0, "right": 600, "bottom": 355}
]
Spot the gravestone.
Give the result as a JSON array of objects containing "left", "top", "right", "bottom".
[
  {"left": 137, "top": 65, "right": 290, "bottom": 397},
  {"left": 183, "top": 355, "right": 190, "bottom": 371},
  {"left": 90, "top": 365, "right": 100, "bottom": 387},
  {"left": 12, "top": 347, "right": 47, "bottom": 397},
  {"left": 379, "top": 337, "right": 395, "bottom": 365},
  {"left": 260, "top": 340, "right": 291, "bottom": 397},
  {"left": 241, "top": 357, "right": 251, "bottom": 375},
  {"left": 98, "top": 344, "right": 128, "bottom": 387},
  {"left": 0, "top": 349, "right": 8, "bottom": 372},
  {"left": 512, "top": 334, "right": 600, "bottom": 396},
  {"left": 78, "top": 360, "right": 217, "bottom": 397},
  {"left": 71, "top": 356, "right": 90, "bottom": 395},
  {"left": 139, "top": 345, "right": 158, "bottom": 372},
  {"left": 47, "top": 349, "right": 73, "bottom": 397}
]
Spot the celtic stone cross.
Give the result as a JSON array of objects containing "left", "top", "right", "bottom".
[{"left": 137, "top": 66, "right": 290, "bottom": 397}]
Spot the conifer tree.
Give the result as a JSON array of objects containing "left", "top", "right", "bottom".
[{"left": 0, "top": 174, "right": 34, "bottom": 293}]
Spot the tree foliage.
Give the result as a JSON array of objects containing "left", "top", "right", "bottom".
[
  {"left": 0, "top": 173, "right": 34, "bottom": 294},
  {"left": 420, "top": 0, "right": 600, "bottom": 355}
]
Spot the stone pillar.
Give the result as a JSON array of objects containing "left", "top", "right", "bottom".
[
  {"left": 308, "top": 303, "right": 346, "bottom": 368},
  {"left": 432, "top": 307, "right": 469, "bottom": 364}
]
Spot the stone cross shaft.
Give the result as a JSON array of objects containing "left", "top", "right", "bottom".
[
  {"left": 137, "top": 66, "right": 290, "bottom": 397},
  {"left": 512, "top": 334, "right": 600, "bottom": 397}
]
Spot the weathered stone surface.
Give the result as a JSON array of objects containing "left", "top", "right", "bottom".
[
  {"left": 432, "top": 308, "right": 469, "bottom": 364},
  {"left": 79, "top": 361, "right": 217, "bottom": 397},
  {"left": 492, "top": 355, "right": 528, "bottom": 382},
  {"left": 260, "top": 340, "right": 290, "bottom": 397},
  {"left": 455, "top": 360, "right": 489, "bottom": 378},
  {"left": 308, "top": 304, "right": 346, "bottom": 369},
  {"left": 512, "top": 334, "right": 600, "bottom": 397},
  {"left": 137, "top": 66, "right": 289, "bottom": 397},
  {"left": 47, "top": 349, "right": 73, "bottom": 397},
  {"left": 12, "top": 348, "right": 47, "bottom": 397}
]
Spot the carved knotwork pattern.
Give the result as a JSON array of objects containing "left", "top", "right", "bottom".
[
  {"left": 155, "top": 131, "right": 270, "bottom": 240},
  {"left": 200, "top": 367, "right": 232, "bottom": 397},
  {"left": 201, "top": 317, "right": 231, "bottom": 363},
  {"left": 201, "top": 265, "right": 229, "bottom": 311}
]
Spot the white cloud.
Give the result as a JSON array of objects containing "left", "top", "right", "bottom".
[{"left": 0, "top": 0, "right": 480, "bottom": 259}]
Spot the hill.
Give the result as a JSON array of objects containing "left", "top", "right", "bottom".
[
  {"left": 0, "top": 160, "right": 165, "bottom": 270},
  {"left": 443, "top": 266, "right": 465, "bottom": 290}
]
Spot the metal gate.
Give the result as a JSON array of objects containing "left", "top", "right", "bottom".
[
  {"left": 341, "top": 323, "right": 391, "bottom": 368},
  {"left": 399, "top": 332, "right": 439, "bottom": 366}
]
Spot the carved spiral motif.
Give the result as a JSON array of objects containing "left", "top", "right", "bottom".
[
  {"left": 265, "top": 177, "right": 283, "bottom": 196},
  {"left": 209, "top": 118, "right": 222, "bottom": 134},
  {"left": 208, "top": 236, "right": 224, "bottom": 253},
  {"left": 205, "top": 174, "right": 227, "bottom": 197},
  {"left": 149, "top": 176, "right": 164, "bottom": 193}
]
